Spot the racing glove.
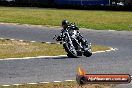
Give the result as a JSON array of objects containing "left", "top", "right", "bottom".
[{"left": 56, "top": 36, "right": 62, "bottom": 41}]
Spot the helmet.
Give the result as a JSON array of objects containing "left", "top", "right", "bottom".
[{"left": 62, "top": 20, "right": 69, "bottom": 26}]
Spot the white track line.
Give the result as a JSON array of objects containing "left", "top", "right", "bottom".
[
  {"left": 0, "top": 38, "right": 4, "bottom": 40},
  {"left": 65, "top": 80, "right": 75, "bottom": 82},
  {"left": 45, "top": 42, "right": 52, "bottom": 44},
  {"left": 19, "top": 40, "right": 24, "bottom": 42},
  {"left": 0, "top": 55, "right": 67, "bottom": 60},
  {"left": 39, "top": 82, "right": 50, "bottom": 84},
  {"left": 3, "top": 75, "right": 132, "bottom": 87},
  {"left": 2, "top": 85, "right": 10, "bottom": 86},
  {"left": 12, "top": 84, "right": 23, "bottom": 86},
  {"left": 1, "top": 80, "right": 75, "bottom": 86},
  {"left": 0, "top": 38, "right": 118, "bottom": 60},
  {"left": 0, "top": 48, "right": 117, "bottom": 61},
  {"left": 10, "top": 39, "right": 15, "bottom": 41},
  {"left": 30, "top": 41, "right": 36, "bottom": 43},
  {"left": 53, "top": 81, "right": 61, "bottom": 83},
  {"left": 1, "top": 78, "right": 131, "bottom": 87},
  {"left": 27, "top": 83, "right": 38, "bottom": 85},
  {"left": 93, "top": 48, "right": 117, "bottom": 54}
]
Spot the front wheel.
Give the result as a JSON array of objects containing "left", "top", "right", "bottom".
[
  {"left": 83, "top": 50, "right": 92, "bottom": 57},
  {"left": 63, "top": 43, "right": 78, "bottom": 58}
]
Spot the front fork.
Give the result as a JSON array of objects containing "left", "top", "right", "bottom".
[
  {"left": 66, "top": 32, "right": 75, "bottom": 50},
  {"left": 73, "top": 38, "right": 83, "bottom": 49}
]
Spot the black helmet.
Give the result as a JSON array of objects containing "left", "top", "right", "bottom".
[{"left": 62, "top": 20, "right": 69, "bottom": 26}]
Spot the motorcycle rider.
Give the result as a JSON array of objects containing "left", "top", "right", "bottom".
[{"left": 56, "top": 20, "right": 89, "bottom": 50}]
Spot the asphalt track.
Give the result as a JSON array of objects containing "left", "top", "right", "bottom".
[{"left": 0, "top": 23, "right": 132, "bottom": 88}]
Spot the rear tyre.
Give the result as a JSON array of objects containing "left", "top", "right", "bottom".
[
  {"left": 67, "top": 53, "right": 75, "bottom": 58},
  {"left": 77, "top": 51, "right": 82, "bottom": 56},
  {"left": 63, "top": 43, "right": 78, "bottom": 58}
]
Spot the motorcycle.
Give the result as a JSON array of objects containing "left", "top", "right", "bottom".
[{"left": 53, "top": 26, "right": 92, "bottom": 58}]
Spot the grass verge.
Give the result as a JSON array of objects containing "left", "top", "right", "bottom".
[
  {"left": 0, "top": 7, "right": 132, "bottom": 31},
  {"left": 0, "top": 39, "right": 110, "bottom": 59},
  {"left": 0, "top": 81, "right": 116, "bottom": 88}
]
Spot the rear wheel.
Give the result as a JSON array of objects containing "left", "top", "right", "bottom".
[
  {"left": 63, "top": 43, "right": 78, "bottom": 58},
  {"left": 77, "top": 51, "right": 82, "bottom": 56}
]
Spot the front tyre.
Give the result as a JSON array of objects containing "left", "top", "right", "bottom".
[
  {"left": 63, "top": 43, "right": 78, "bottom": 58},
  {"left": 83, "top": 50, "right": 92, "bottom": 57}
]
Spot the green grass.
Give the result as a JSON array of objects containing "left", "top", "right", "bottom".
[
  {"left": 0, "top": 81, "right": 116, "bottom": 88},
  {"left": 0, "top": 39, "right": 109, "bottom": 59},
  {"left": 0, "top": 7, "right": 132, "bottom": 31}
]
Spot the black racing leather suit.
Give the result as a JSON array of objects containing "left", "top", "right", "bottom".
[{"left": 57, "top": 24, "right": 88, "bottom": 49}]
